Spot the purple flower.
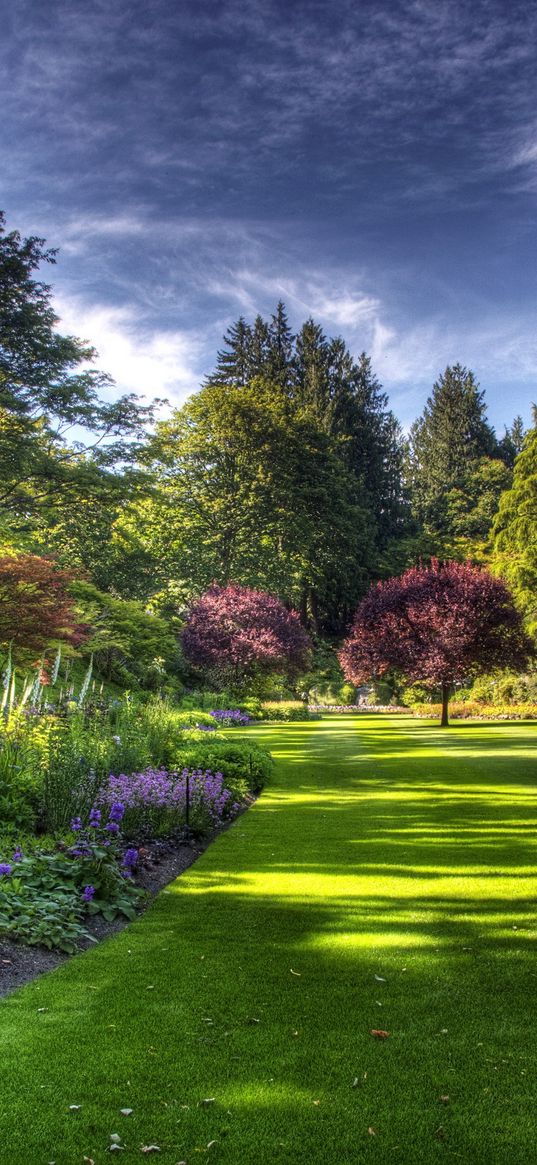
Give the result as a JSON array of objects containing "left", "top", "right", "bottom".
[
  {"left": 70, "top": 816, "right": 83, "bottom": 832},
  {"left": 122, "top": 847, "right": 139, "bottom": 869},
  {"left": 70, "top": 845, "right": 91, "bottom": 858},
  {"left": 89, "top": 807, "right": 102, "bottom": 828},
  {"left": 12, "top": 847, "right": 23, "bottom": 862},
  {"left": 0, "top": 863, "right": 12, "bottom": 877},
  {"left": 82, "top": 885, "right": 95, "bottom": 902},
  {"left": 210, "top": 709, "right": 251, "bottom": 726},
  {"left": 105, "top": 821, "right": 120, "bottom": 833},
  {"left": 108, "top": 801, "right": 125, "bottom": 823}
]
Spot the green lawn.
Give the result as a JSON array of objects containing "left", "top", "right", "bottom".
[{"left": 1, "top": 715, "right": 536, "bottom": 1164}]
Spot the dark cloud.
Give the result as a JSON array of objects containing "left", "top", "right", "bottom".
[{"left": 1, "top": 0, "right": 536, "bottom": 427}]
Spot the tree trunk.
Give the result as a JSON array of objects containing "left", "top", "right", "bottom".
[
  {"left": 440, "top": 683, "right": 450, "bottom": 727},
  {"left": 309, "top": 588, "right": 320, "bottom": 636}
]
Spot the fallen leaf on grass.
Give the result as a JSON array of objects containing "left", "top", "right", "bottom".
[
  {"left": 439, "top": 1095, "right": 450, "bottom": 1105},
  {"left": 140, "top": 1148, "right": 161, "bottom": 1154},
  {"left": 312, "top": 1100, "right": 321, "bottom": 1106},
  {"left": 368, "top": 1127, "right": 377, "bottom": 1136},
  {"left": 374, "top": 975, "right": 386, "bottom": 982},
  {"left": 207, "top": 1140, "right": 218, "bottom": 1148},
  {"left": 370, "top": 1030, "right": 390, "bottom": 1039},
  {"left": 120, "top": 1108, "right": 134, "bottom": 1116},
  {"left": 201, "top": 1098, "right": 215, "bottom": 1107},
  {"left": 434, "top": 1125, "right": 447, "bottom": 1141},
  {"left": 290, "top": 968, "right": 301, "bottom": 976},
  {"left": 83, "top": 1158, "right": 95, "bottom": 1164}
]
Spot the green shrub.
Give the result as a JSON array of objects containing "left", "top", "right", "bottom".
[
  {"left": 0, "top": 830, "right": 144, "bottom": 952},
  {"left": 174, "top": 738, "right": 273, "bottom": 795},
  {"left": 367, "top": 680, "right": 394, "bottom": 706},
  {"left": 261, "top": 700, "right": 310, "bottom": 722},
  {"left": 337, "top": 683, "right": 356, "bottom": 705},
  {"left": 469, "top": 671, "right": 537, "bottom": 705},
  {"left": 411, "top": 701, "right": 537, "bottom": 720}
]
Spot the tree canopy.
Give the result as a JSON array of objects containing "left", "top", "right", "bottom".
[
  {"left": 0, "top": 211, "right": 157, "bottom": 535},
  {"left": 340, "top": 559, "right": 532, "bottom": 724},
  {"left": 491, "top": 423, "right": 537, "bottom": 638},
  {"left": 181, "top": 583, "right": 312, "bottom": 690},
  {"left": 0, "top": 208, "right": 534, "bottom": 703}
]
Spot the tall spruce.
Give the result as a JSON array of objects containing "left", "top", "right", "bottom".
[
  {"left": 267, "top": 301, "right": 294, "bottom": 387},
  {"left": 407, "top": 364, "right": 498, "bottom": 533},
  {"left": 498, "top": 416, "right": 526, "bottom": 468},
  {"left": 208, "top": 316, "right": 254, "bottom": 386}
]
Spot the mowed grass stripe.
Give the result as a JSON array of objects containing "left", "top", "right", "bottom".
[{"left": 0, "top": 715, "right": 536, "bottom": 1164}]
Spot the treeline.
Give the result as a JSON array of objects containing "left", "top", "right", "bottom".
[{"left": 0, "top": 210, "right": 535, "bottom": 687}]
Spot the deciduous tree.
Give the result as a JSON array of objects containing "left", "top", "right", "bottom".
[
  {"left": 339, "top": 559, "right": 532, "bottom": 725},
  {"left": 0, "top": 554, "right": 85, "bottom": 655},
  {"left": 491, "top": 423, "right": 537, "bottom": 638},
  {"left": 182, "top": 583, "right": 312, "bottom": 689}
]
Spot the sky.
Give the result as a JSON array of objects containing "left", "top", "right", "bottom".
[{"left": 1, "top": 0, "right": 537, "bottom": 432}]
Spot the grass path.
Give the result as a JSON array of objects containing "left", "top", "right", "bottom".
[{"left": 1, "top": 715, "right": 536, "bottom": 1164}]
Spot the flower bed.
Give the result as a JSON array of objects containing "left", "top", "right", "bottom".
[
  {"left": 210, "top": 708, "right": 252, "bottom": 726},
  {"left": 98, "top": 767, "right": 241, "bottom": 838},
  {"left": 308, "top": 704, "right": 406, "bottom": 714},
  {"left": 410, "top": 701, "right": 537, "bottom": 720}
]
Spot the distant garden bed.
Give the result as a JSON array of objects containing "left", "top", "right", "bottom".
[
  {"left": 308, "top": 703, "right": 406, "bottom": 714},
  {"left": 411, "top": 701, "right": 537, "bottom": 720}
]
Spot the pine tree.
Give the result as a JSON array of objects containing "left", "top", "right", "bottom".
[
  {"left": 292, "top": 319, "right": 331, "bottom": 425},
  {"left": 207, "top": 316, "right": 253, "bottom": 386},
  {"left": 407, "top": 364, "right": 498, "bottom": 532},
  {"left": 498, "top": 416, "right": 526, "bottom": 467},
  {"left": 267, "top": 302, "right": 294, "bottom": 387}
]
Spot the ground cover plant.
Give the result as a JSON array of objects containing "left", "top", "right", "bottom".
[
  {"left": 0, "top": 805, "right": 144, "bottom": 952},
  {"left": 0, "top": 714, "right": 535, "bottom": 1163},
  {"left": 0, "top": 687, "right": 272, "bottom": 954}
]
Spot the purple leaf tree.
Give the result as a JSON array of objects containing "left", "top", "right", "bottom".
[
  {"left": 182, "top": 584, "right": 311, "bottom": 690},
  {"left": 339, "top": 559, "right": 533, "bottom": 726}
]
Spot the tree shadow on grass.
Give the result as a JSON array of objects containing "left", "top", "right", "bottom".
[{"left": 0, "top": 716, "right": 536, "bottom": 1164}]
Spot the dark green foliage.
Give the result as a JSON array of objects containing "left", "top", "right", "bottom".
[
  {"left": 71, "top": 580, "right": 180, "bottom": 689},
  {"left": 407, "top": 364, "right": 500, "bottom": 539},
  {"left": 491, "top": 424, "right": 537, "bottom": 637},
  {"left": 0, "top": 211, "right": 157, "bottom": 534},
  {"left": 0, "top": 845, "right": 143, "bottom": 952},
  {"left": 175, "top": 737, "right": 273, "bottom": 795},
  {"left": 498, "top": 416, "right": 526, "bottom": 468}
]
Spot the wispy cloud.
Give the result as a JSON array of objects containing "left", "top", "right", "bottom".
[
  {"left": 1, "top": 0, "right": 536, "bottom": 436},
  {"left": 54, "top": 295, "right": 204, "bottom": 408}
]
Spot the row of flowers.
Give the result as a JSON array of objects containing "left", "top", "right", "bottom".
[{"left": 0, "top": 766, "right": 243, "bottom": 952}]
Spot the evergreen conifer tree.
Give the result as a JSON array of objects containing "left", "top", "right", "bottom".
[
  {"left": 407, "top": 364, "right": 498, "bottom": 532},
  {"left": 207, "top": 316, "right": 253, "bottom": 386}
]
